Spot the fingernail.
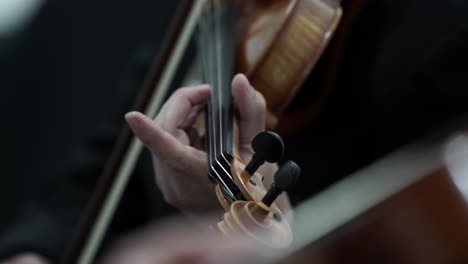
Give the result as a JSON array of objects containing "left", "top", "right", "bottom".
[
  {"left": 125, "top": 112, "right": 140, "bottom": 131},
  {"left": 125, "top": 111, "right": 137, "bottom": 120}
]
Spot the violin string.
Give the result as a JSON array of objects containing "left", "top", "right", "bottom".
[
  {"left": 198, "top": 15, "right": 213, "bottom": 180},
  {"left": 213, "top": 2, "right": 234, "bottom": 182},
  {"left": 199, "top": 1, "right": 235, "bottom": 199},
  {"left": 215, "top": 2, "right": 228, "bottom": 167},
  {"left": 196, "top": 0, "right": 242, "bottom": 200},
  {"left": 224, "top": 3, "right": 235, "bottom": 162},
  {"left": 206, "top": 1, "right": 216, "bottom": 173}
]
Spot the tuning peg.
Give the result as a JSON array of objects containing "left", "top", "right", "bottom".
[
  {"left": 262, "top": 161, "right": 300, "bottom": 207},
  {"left": 244, "top": 131, "right": 284, "bottom": 175}
]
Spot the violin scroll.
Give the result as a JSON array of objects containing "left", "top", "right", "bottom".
[
  {"left": 216, "top": 131, "right": 301, "bottom": 248},
  {"left": 217, "top": 160, "right": 301, "bottom": 248}
]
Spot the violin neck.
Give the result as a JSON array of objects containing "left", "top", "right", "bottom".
[{"left": 198, "top": 1, "right": 241, "bottom": 202}]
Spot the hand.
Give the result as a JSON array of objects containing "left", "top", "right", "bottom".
[
  {"left": 125, "top": 74, "right": 290, "bottom": 216},
  {"left": 1, "top": 253, "right": 50, "bottom": 264}
]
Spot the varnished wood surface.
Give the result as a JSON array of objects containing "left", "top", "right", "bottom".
[
  {"left": 275, "top": 0, "right": 369, "bottom": 138},
  {"left": 236, "top": 0, "right": 342, "bottom": 127}
]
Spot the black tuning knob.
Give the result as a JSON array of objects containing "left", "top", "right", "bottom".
[
  {"left": 262, "top": 161, "right": 300, "bottom": 207},
  {"left": 244, "top": 131, "right": 284, "bottom": 175}
]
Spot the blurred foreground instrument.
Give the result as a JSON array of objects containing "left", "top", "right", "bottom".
[{"left": 283, "top": 123, "right": 468, "bottom": 263}]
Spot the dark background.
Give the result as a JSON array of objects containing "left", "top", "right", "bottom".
[{"left": 0, "top": 0, "right": 181, "bottom": 259}]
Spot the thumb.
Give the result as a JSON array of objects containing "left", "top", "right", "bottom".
[{"left": 231, "top": 74, "right": 266, "bottom": 145}]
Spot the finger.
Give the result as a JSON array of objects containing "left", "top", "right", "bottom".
[
  {"left": 157, "top": 85, "right": 210, "bottom": 132},
  {"left": 186, "top": 127, "right": 204, "bottom": 150},
  {"left": 231, "top": 74, "right": 266, "bottom": 145},
  {"left": 125, "top": 111, "right": 206, "bottom": 165},
  {"left": 179, "top": 103, "right": 205, "bottom": 130}
]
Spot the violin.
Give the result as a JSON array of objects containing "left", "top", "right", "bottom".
[
  {"left": 65, "top": 1, "right": 468, "bottom": 263},
  {"left": 64, "top": 1, "right": 343, "bottom": 262},
  {"left": 195, "top": 0, "right": 342, "bottom": 248},
  {"left": 63, "top": 0, "right": 468, "bottom": 263}
]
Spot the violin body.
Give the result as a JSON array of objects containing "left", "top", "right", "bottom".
[{"left": 236, "top": 0, "right": 342, "bottom": 127}]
